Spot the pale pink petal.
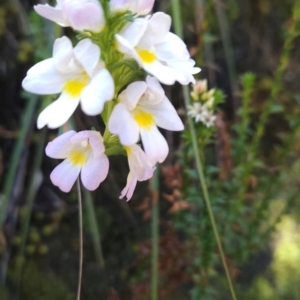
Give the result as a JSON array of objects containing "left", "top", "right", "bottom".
[
  {"left": 119, "top": 172, "right": 137, "bottom": 201},
  {"left": 46, "top": 130, "right": 77, "bottom": 159},
  {"left": 50, "top": 159, "right": 81, "bottom": 193},
  {"left": 108, "top": 103, "right": 139, "bottom": 145},
  {"left": 81, "top": 69, "right": 114, "bottom": 115},
  {"left": 66, "top": 1, "right": 105, "bottom": 32},
  {"left": 135, "top": 0, "right": 154, "bottom": 15},
  {"left": 34, "top": 4, "right": 69, "bottom": 26},
  {"left": 37, "top": 93, "right": 80, "bottom": 129},
  {"left": 70, "top": 131, "right": 90, "bottom": 144},
  {"left": 88, "top": 131, "right": 105, "bottom": 158},
  {"left": 127, "top": 144, "right": 154, "bottom": 180},
  {"left": 140, "top": 96, "right": 184, "bottom": 131},
  {"left": 73, "top": 39, "right": 100, "bottom": 76},
  {"left": 81, "top": 155, "right": 109, "bottom": 191},
  {"left": 140, "top": 126, "right": 169, "bottom": 165}
]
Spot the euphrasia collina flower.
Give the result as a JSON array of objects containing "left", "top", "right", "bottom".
[
  {"left": 46, "top": 130, "right": 109, "bottom": 192},
  {"left": 22, "top": 36, "right": 114, "bottom": 129},
  {"left": 110, "top": 0, "right": 154, "bottom": 15},
  {"left": 121, "top": 144, "right": 155, "bottom": 201},
  {"left": 34, "top": 0, "right": 105, "bottom": 32},
  {"left": 108, "top": 76, "right": 184, "bottom": 165},
  {"left": 24, "top": 0, "right": 201, "bottom": 199},
  {"left": 116, "top": 12, "right": 200, "bottom": 85}
]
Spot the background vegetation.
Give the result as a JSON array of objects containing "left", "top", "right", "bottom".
[{"left": 1, "top": 0, "right": 300, "bottom": 299}]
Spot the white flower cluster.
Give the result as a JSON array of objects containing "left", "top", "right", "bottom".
[
  {"left": 188, "top": 79, "right": 216, "bottom": 128},
  {"left": 23, "top": 0, "right": 200, "bottom": 200}
]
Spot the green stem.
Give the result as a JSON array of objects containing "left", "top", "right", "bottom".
[
  {"left": 0, "top": 97, "right": 37, "bottom": 227},
  {"left": 83, "top": 189, "right": 105, "bottom": 269},
  {"left": 150, "top": 168, "right": 159, "bottom": 300},
  {"left": 171, "top": 1, "right": 237, "bottom": 299},
  {"left": 213, "top": 0, "right": 238, "bottom": 110}
]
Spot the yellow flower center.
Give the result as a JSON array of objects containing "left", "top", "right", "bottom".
[
  {"left": 63, "top": 73, "right": 90, "bottom": 98},
  {"left": 137, "top": 49, "right": 157, "bottom": 64},
  {"left": 133, "top": 109, "right": 155, "bottom": 129},
  {"left": 69, "top": 150, "right": 87, "bottom": 166}
]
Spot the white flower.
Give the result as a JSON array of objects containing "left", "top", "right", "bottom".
[
  {"left": 34, "top": 0, "right": 105, "bottom": 32},
  {"left": 201, "top": 111, "right": 216, "bottom": 128},
  {"left": 115, "top": 12, "right": 200, "bottom": 85},
  {"left": 188, "top": 103, "right": 216, "bottom": 127},
  {"left": 22, "top": 36, "right": 114, "bottom": 129},
  {"left": 110, "top": 0, "right": 154, "bottom": 15},
  {"left": 46, "top": 130, "right": 109, "bottom": 192},
  {"left": 188, "top": 102, "right": 209, "bottom": 123},
  {"left": 120, "top": 144, "right": 155, "bottom": 201},
  {"left": 108, "top": 76, "right": 184, "bottom": 164}
]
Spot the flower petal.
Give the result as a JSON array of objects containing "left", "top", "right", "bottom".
[
  {"left": 141, "top": 96, "right": 184, "bottom": 131},
  {"left": 138, "top": 76, "right": 165, "bottom": 106},
  {"left": 146, "top": 12, "right": 171, "bottom": 44},
  {"left": 166, "top": 60, "right": 201, "bottom": 85},
  {"left": 155, "top": 32, "right": 190, "bottom": 62},
  {"left": 140, "top": 126, "right": 169, "bottom": 165},
  {"left": 135, "top": 0, "right": 155, "bottom": 15},
  {"left": 119, "top": 172, "right": 137, "bottom": 201},
  {"left": 46, "top": 130, "right": 77, "bottom": 159},
  {"left": 115, "top": 34, "right": 143, "bottom": 64},
  {"left": 73, "top": 39, "right": 101, "bottom": 77},
  {"left": 70, "top": 131, "right": 90, "bottom": 144},
  {"left": 88, "top": 131, "right": 105, "bottom": 158},
  {"left": 108, "top": 103, "right": 139, "bottom": 145},
  {"left": 142, "top": 60, "right": 186, "bottom": 85},
  {"left": 110, "top": 0, "right": 129, "bottom": 13},
  {"left": 66, "top": 0, "right": 105, "bottom": 32},
  {"left": 118, "top": 17, "right": 148, "bottom": 47},
  {"left": 34, "top": 4, "right": 69, "bottom": 26},
  {"left": 81, "top": 69, "right": 114, "bottom": 115},
  {"left": 22, "top": 58, "right": 71, "bottom": 95},
  {"left": 119, "top": 81, "right": 147, "bottom": 110},
  {"left": 50, "top": 159, "right": 80, "bottom": 193},
  {"left": 37, "top": 93, "right": 80, "bottom": 129},
  {"left": 52, "top": 36, "right": 74, "bottom": 73},
  {"left": 127, "top": 144, "right": 155, "bottom": 180},
  {"left": 81, "top": 154, "right": 109, "bottom": 191}
]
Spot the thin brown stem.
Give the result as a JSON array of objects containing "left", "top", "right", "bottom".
[{"left": 76, "top": 179, "right": 83, "bottom": 300}]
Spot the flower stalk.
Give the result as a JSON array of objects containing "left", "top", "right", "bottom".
[{"left": 77, "top": 179, "right": 83, "bottom": 300}]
